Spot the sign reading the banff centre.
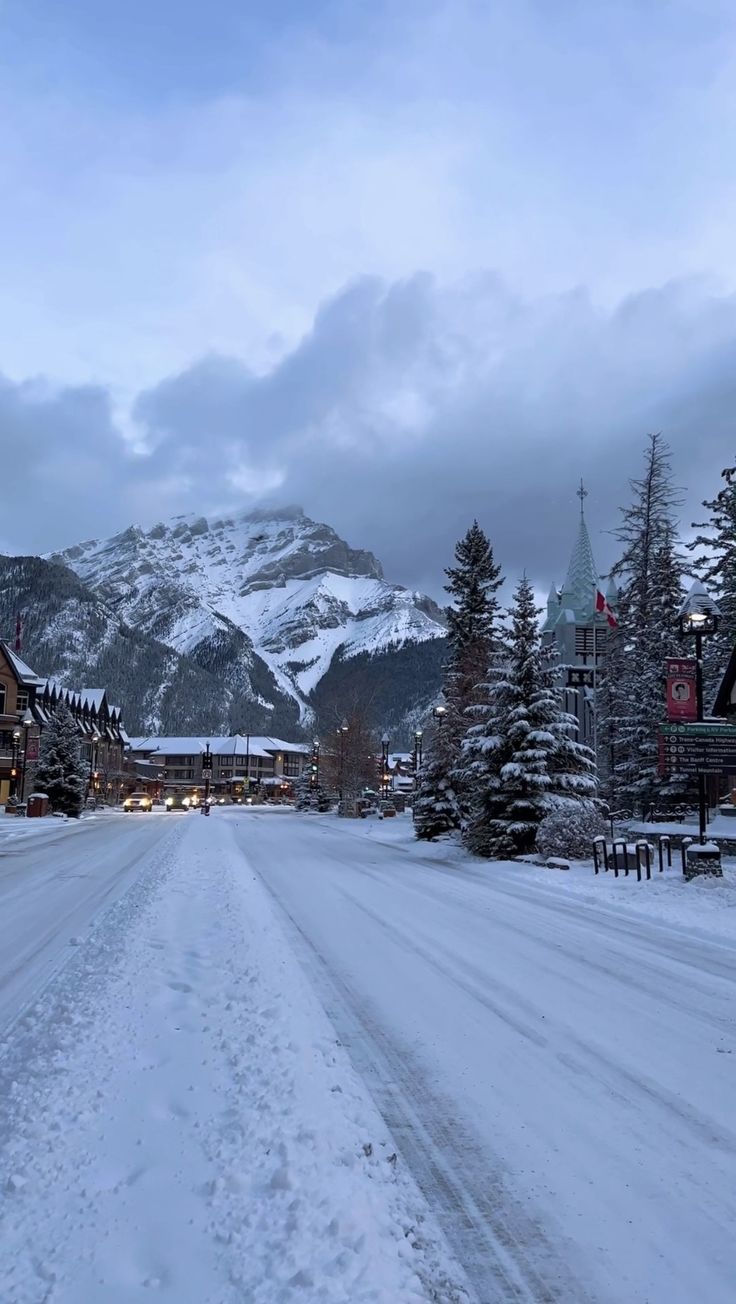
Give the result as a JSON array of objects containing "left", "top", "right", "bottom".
[{"left": 659, "top": 723, "right": 736, "bottom": 774}]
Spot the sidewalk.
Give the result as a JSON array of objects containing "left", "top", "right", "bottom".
[{"left": 0, "top": 814, "right": 467, "bottom": 1304}]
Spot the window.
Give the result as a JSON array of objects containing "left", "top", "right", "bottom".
[
  {"left": 220, "top": 769, "right": 232, "bottom": 779},
  {"left": 0, "top": 684, "right": 5, "bottom": 714},
  {"left": 16, "top": 691, "right": 28, "bottom": 711}
]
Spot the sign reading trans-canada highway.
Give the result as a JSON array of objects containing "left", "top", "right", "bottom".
[{"left": 659, "top": 723, "right": 736, "bottom": 774}]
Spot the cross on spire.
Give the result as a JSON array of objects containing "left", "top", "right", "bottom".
[{"left": 577, "top": 478, "right": 588, "bottom": 519}]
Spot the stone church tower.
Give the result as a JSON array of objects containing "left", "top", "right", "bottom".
[{"left": 541, "top": 483, "right": 617, "bottom": 758}]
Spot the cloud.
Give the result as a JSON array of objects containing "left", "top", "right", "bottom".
[{"left": 128, "top": 271, "right": 736, "bottom": 596}]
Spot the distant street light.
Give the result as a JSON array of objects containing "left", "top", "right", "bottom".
[
  {"left": 381, "top": 732, "right": 390, "bottom": 799},
  {"left": 432, "top": 704, "right": 447, "bottom": 728},
  {"left": 678, "top": 580, "right": 721, "bottom": 843},
  {"left": 413, "top": 729, "right": 423, "bottom": 785}
]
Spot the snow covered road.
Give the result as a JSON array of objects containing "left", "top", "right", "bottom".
[
  {"left": 0, "top": 811, "right": 175, "bottom": 1032},
  {"left": 233, "top": 810, "right": 736, "bottom": 1304}
]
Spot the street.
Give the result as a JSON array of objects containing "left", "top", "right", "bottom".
[
  {"left": 232, "top": 809, "right": 736, "bottom": 1304},
  {"left": 0, "top": 810, "right": 176, "bottom": 1033},
  {"left": 1, "top": 807, "right": 735, "bottom": 1302}
]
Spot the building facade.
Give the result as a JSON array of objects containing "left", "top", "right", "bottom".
[
  {"left": 126, "top": 735, "right": 309, "bottom": 800},
  {"left": 0, "top": 640, "right": 126, "bottom": 805}
]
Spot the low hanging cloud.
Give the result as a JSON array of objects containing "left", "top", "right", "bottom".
[{"left": 3, "top": 271, "right": 736, "bottom": 597}]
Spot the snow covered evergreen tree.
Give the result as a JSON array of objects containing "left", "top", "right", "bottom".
[
  {"left": 415, "top": 521, "right": 504, "bottom": 840},
  {"left": 605, "top": 434, "right": 687, "bottom": 813},
  {"left": 690, "top": 463, "right": 736, "bottom": 702},
  {"left": 412, "top": 716, "right": 458, "bottom": 840},
  {"left": 33, "top": 703, "right": 89, "bottom": 817},
  {"left": 463, "top": 576, "right": 597, "bottom": 858}
]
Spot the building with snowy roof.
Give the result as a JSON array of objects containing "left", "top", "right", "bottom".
[
  {"left": 126, "top": 734, "right": 309, "bottom": 798},
  {"left": 0, "top": 639, "right": 126, "bottom": 804}
]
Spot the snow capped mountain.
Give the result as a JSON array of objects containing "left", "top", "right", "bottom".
[{"left": 53, "top": 507, "right": 446, "bottom": 725}]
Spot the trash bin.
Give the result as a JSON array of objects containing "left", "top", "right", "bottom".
[
  {"left": 26, "top": 792, "right": 50, "bottom": 819},
  {"left": 684, "top": 842, "right": 722, "bottom": 880}
]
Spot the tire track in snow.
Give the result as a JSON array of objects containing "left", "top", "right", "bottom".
[{"left": 256, "top": 875, "right": 590, "bottom": 1304}]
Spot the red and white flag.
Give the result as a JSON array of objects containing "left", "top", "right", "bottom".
[{"left": 595, "top": 590, "right": 618, "bottom": 628}]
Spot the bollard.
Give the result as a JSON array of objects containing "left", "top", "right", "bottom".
[
  {"left": 593, "top": 836, "right": 607, "bottom": 874},
  {"left": 612, "top": 838, "right": 627, "bottom": 878},
  {"left": 658, "top": 835, "right": 671, "bottom": 873},
  {"left": 680, "top": 836, "right": 693, "bottom": 876},
  {"left": 636, "top": 840, "right": 652, "bottom": 881}
]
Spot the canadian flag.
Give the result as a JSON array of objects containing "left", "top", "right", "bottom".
[{"left": 595, "top": 590, "right": 618, "bottom": 628}]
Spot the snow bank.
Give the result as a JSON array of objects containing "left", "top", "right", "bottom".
[{"left": 0, "top": 816, "right": 468, "bottom": 1303}]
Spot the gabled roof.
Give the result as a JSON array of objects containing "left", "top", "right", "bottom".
[
  {"left": 81, "top": 689, "right": 107, "bottom": 711},
  {"left": 0, "top": 641, "right": 45, "bottom": 686}
]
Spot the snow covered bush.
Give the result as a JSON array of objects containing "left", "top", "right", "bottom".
[{"left": 535, "top": 803, "right": 607, "bottom": 861}]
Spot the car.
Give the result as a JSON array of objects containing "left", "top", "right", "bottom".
[
  {"left": 165, "top": 793, "right": 191, "bottom": 812},
  {"left": 123, "top": 792, "right": 153, "bottom": 812}
]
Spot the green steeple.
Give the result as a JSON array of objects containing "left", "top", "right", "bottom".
[{"left": 542, "top": 481, "right": 600, "bottom": 631}]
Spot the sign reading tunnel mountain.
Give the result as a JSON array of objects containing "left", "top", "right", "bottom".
[{"left": 659, "top": 722, "right": 736, "bottom": 774}]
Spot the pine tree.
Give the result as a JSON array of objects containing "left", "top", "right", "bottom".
[
  {"left": 415, "top": 522, "right": 504, "bottom": 841},
  {"left": 606, "top": 434, "right": 687, "bottom": 813},
  {"left": 690, "top": 463, "right": 736, "bottom": 702},
  {"left": 463, "top": 577, "right": 597, "bottom": 857},
  {"left": 34, "top": 703, "right": 89, "bottom": 817},
  {"left": 412, "top": 716, "right": 458, "bottom": 840}
]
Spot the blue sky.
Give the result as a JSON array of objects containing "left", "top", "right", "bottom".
[{"left": 2, "top": 0, "right": 736, "bottom": 593}]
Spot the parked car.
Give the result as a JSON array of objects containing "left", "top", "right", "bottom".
[
  {"left": 165, "top": 793, "right": 191, "bottom": 812},
  {"left": 123, "top": 792, "right": 153, "bottom": 813}
]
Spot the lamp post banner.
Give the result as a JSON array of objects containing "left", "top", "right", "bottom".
[
  {"left": 25, "top": 736, "right": 40, "bottom": 762},
  {"left": 665, "top": 658, "right": 698, "bottom": 721}
]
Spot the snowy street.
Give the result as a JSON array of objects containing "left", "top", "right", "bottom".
[
  {"left": 0, "top": 811, "right": 174, "bottom": 1033},
  {"left": 235, "top": 811, "right": 736, "bottom": 1304},
  {"left": 1, "top": 809, "right": 735, "bottom": 1302}
]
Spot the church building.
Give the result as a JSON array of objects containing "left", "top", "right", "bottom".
[{"left": 541, "top": 484, "right": 618, "bottom": 758}]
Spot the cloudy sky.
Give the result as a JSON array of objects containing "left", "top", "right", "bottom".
[{"left": 2, "top": 0, "right": 736, "bottom": 598}]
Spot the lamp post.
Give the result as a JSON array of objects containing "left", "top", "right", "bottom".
[
  {"left": 10, "top": 728, "right": 20, "bottom": 800},
  {"left": 678, "top": 581, "right": 721, "bottom": 843},
  {"left": 432, "top": 703, "right": 447, "bottom": 730},
  {"left": 202, "top": 742, "right": 212, "bottom": 815},
  {"left": 381, "top": 732, "right": 390, "bottom": 799},
  {"left": 86, "top": 731, "right": 101, "bottom": 803},
  {"left": 413, "top": 730, "right": 423, "bottom": 787},
  {"left": 19, "top": 708, "right": 34, "bottom": 802},
  {"left": 312, "top": 737, "right": 320, "bottom": 789},
  {"left": 338, "top": 719, "right": 348, "bottom": 803}
]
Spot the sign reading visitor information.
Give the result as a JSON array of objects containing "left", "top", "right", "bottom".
[{"left": 665, "top": 658, "right": 698, "bottom": 721}]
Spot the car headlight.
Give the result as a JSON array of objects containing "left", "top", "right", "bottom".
[
  {"left": 165, "top": 797, "right": 173, "bottom": 807},
  {"left": 182, "top": 797, "right": 190, "bottom": 807}
]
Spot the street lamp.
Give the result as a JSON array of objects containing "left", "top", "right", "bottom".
[
  {"left": 20, "top": 708, "right": 34, "bottom": 801},
  {"left": 432, "top": 704, "right": 447, "bottom": 728},
  {"left": 338, "top": 719, "right": 348, "bottom": 803},
  {"left": 88, "top": 731, "right": 101, "bottom": 803},
  {"left": 413, "top": 729, "right": 423, "bottom": 783},
  {"left": 10, "top": 728, "right": 20, "bottom": 799},
  {"left": 381, "top": 732, "right": 390, "bottom": 799},
  {"left": 312, "top": 737, "right": 320, "bottom": 788},
  {"left": 202, "top": 742, "right": 212, "bottom": 815},
  {"left": 678, "top": 580, "right": 721, "bottom": 842}
]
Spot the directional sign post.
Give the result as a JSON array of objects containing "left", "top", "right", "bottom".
[{"left": 659, "top": 723, "right": 736, "bottom": 774}]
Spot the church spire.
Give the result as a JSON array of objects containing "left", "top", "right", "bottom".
[{"left": 542, "top": 481, "right": 600, "bottom": 630}]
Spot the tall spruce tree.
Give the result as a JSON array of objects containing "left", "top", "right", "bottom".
[
  {"left": 415, "top": 522, "right": 504, "bottom": 840},
  {"left": 463, "top": 576, "right": 597, "bottom": 858},
  {"left": 606, "top": 434, "right": 686, "bottom": 813},
  {"left": 34, "top": 703, "right": 89, "bottom": 817},
  {"left": 690, "top": 463, "right": 736, "bottom": 702}
]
